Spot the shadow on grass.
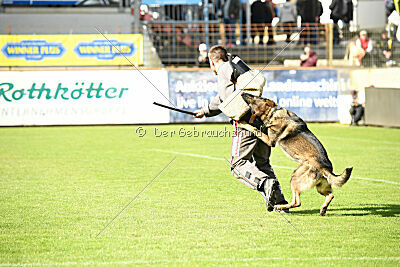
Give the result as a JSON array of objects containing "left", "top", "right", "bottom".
[{"left": 289, "top": 204, "right": 400, "bottom": 217}]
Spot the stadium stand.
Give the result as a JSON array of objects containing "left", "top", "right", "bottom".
[{"left": 1, "top": 0, "right": 399, "bottom": 68}]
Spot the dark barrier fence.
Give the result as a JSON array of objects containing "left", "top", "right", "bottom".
[{"left": 365, "top": 87, "right": 400, "bottom": 128}]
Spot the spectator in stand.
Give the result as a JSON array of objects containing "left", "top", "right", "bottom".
[
  {"left": 376, "top": 31, "right": 396, "bottom": 66},
  {"left": 385, "top": 0, "right": 395, "bottom": 17},
  {"left": 296, "top": 0, "right": 323, "bottom": 45},
  {"left": 329, "top": 0, "right": 354, "bottom": 44},
  {"left": 343, "top": 0, "right": 354, "bottom": 30},
  {"left": 356, "top": 30, "right": 373, "bottom": 67},
  {"left": 349, "top": 90, "right": 365, "bottom": 126},
  {"left": 278, "top": 0, "right": 297, "bottom": 43},
  {"left": 300, "top": 45, "right": 318, "bottom": 66},
  {"left": 394, "top": 0, "right": 399, "bottom": 15},
  {"left": 393, "top": 0, "right": 400, "bottom": 42},
  {"left": 329, "top": 0, "right": 345, "bottom": 45},
  {"left": 387, "top": 0, "right": 400, "bottom": 42},
  {"left": 223, "top": 0, "right": 240, "bottom": 47},
  {"left": 196, "top": 43, "right": 210, "bottom": 67},
  {"left": 251, "top": 0, "right": 276, "bottom": 45}
]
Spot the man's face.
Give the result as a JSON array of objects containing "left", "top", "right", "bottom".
[
  {"left": 360, "top": 33, "right": 367, "bottom": 40},
  {"left": 304, "top": 46, "right": 310, "bottom": 54},
  {"left": 209, "top": 54, "right": 218, "bottom": 75}
]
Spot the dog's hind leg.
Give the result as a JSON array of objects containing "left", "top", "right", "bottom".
[
  {"left": 316, "top": 179, "right": 334, "bottom": 216},
  {"left": 320, "top": 194, "right": 334, "bottom": 216}
]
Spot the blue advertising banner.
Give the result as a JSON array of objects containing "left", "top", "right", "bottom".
[
  {"left": 142, "top": 0, "right": 202, "bottom": 5},
  {"left": 2, "top": 0, "right": 79, "bottom": 5},
  {"left": 168, "top": 71, "right": 229, "bottom": 123},
  {"left": 168, "top": 69, "right": 339, "bottom": 123},
  {"left": 261, "top": 69, "right": 339, "bottom": 121}
]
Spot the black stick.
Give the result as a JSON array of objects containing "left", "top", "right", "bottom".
[{"left": 153, "top": 102, "right": 197, "bottom": 116}]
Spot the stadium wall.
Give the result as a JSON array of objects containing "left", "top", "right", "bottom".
[
  {"left": 0, "top": 12, "right": 134, "bottom": 34},
  {"left": 365, "top": 87, "right": 400, "bottom": 128},
  {"left": 0, "top": 68, "right": 399, "bottom": 126}
]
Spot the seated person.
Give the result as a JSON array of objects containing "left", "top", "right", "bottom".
[
  {"left": 349, "top": 90, "right": 365, "bottom": 126},
  {"left": 376, "top": 31, "right": 395, "bottom": 67},
  {"left": 196, "top": 43, "right": 209, "bottom": 67},
  {"left": 300, "top": 45, "right": 317, "bottom": 67},
  {"left": 355, "top": 30, "right": 373, "bottom": 67}
]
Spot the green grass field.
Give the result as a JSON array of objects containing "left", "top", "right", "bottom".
[{"left": 1, "top": 123, "right": 399, "bottom": 266}]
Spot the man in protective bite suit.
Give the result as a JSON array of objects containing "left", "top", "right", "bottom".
[{"left": 194, "top": 45, "right": 288, "bottom": 212}]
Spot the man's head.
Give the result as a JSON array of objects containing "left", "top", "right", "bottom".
[
  {"left": 360, "top": 30, "right": 368, "bottom": 40},
  {"left": 198, "top": 43, "right": 207, "bottom": 53},
  {"left": 304, "top": 45, "right": 311, "bottom": 54},
  {"left": 208, "top": 45, "right": 229, "bottom": 75},
  {"left": 381, "top": 31, "right": 388, "bottom": 39}
]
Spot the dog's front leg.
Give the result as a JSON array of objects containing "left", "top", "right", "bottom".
[
  {"left": 237, "top": 122, "right": 275, "bottom": 147},
  {"left": 275, "top": 188, "right": 301, "bottom": 210}
]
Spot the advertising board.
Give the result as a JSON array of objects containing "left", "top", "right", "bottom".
[
  {"left": 0, "top": 70, "right": 168, "bottom": 125},
  {"left": 0, "top": 34, "right": 143, "bottom": 66}
]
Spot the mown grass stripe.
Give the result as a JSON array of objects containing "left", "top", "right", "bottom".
[
  {"left": 153, "top": 149, "right": 400, "bottom": 185},
  {"left": 2, "top": 256, "right": 399, "bottom": 266}
]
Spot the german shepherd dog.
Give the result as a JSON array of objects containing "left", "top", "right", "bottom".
[{"left": 239, "top": 93, "right": 353, "bottom": 216}]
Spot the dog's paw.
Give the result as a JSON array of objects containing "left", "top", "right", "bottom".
[{"left": 320, "top": 207, "right": 327, "bottom": 216}]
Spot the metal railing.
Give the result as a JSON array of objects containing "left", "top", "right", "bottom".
[
  {"left": 2, "top": 20, "right": 399, "bottom": 69},
  {"left": 143, "top": 22, "right": 400, "bottom": 68}
]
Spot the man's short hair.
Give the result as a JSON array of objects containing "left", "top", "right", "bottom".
[{"left": 209, "top": 45, "right": 229, "bottom": 62}]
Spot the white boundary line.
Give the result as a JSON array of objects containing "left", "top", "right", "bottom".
[
  {"left": 153, "top": 149, "right": 400, "bottom": 185},
  {"left": 351, "top": 176, "right": 400, "bottom": 185},
  {"left": 1, "top": 256, "right": 399, "bottom": 266},
  {"left": 322, "top": 135, "right": 400, "bottom": 146},
  {"left": 154, "top": 149, "right": 225, "bottom": 161}
]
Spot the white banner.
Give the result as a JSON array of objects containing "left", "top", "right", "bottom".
[{"left": 0, "top": 70, "right": 170, "bottom": 125}]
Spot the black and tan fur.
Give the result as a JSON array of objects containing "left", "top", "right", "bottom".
[{"left": 239, "top": 93, "right": 352, "bottom": 216}]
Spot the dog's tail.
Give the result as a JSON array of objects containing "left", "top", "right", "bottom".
[{"left": 324, "top": 167, "right": 353, "bottom": 188}]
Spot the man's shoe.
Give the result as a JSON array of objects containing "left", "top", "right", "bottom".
[
  {"left": 267, "top": 204, "right": 275, "bottom": 212},
  {"left": 263, "top": 178, "right": 277, "bottom": 211}
]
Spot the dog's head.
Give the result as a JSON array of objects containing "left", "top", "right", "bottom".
[{"left": 242, "top": 93, "right": 277, "bottom": 121}]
